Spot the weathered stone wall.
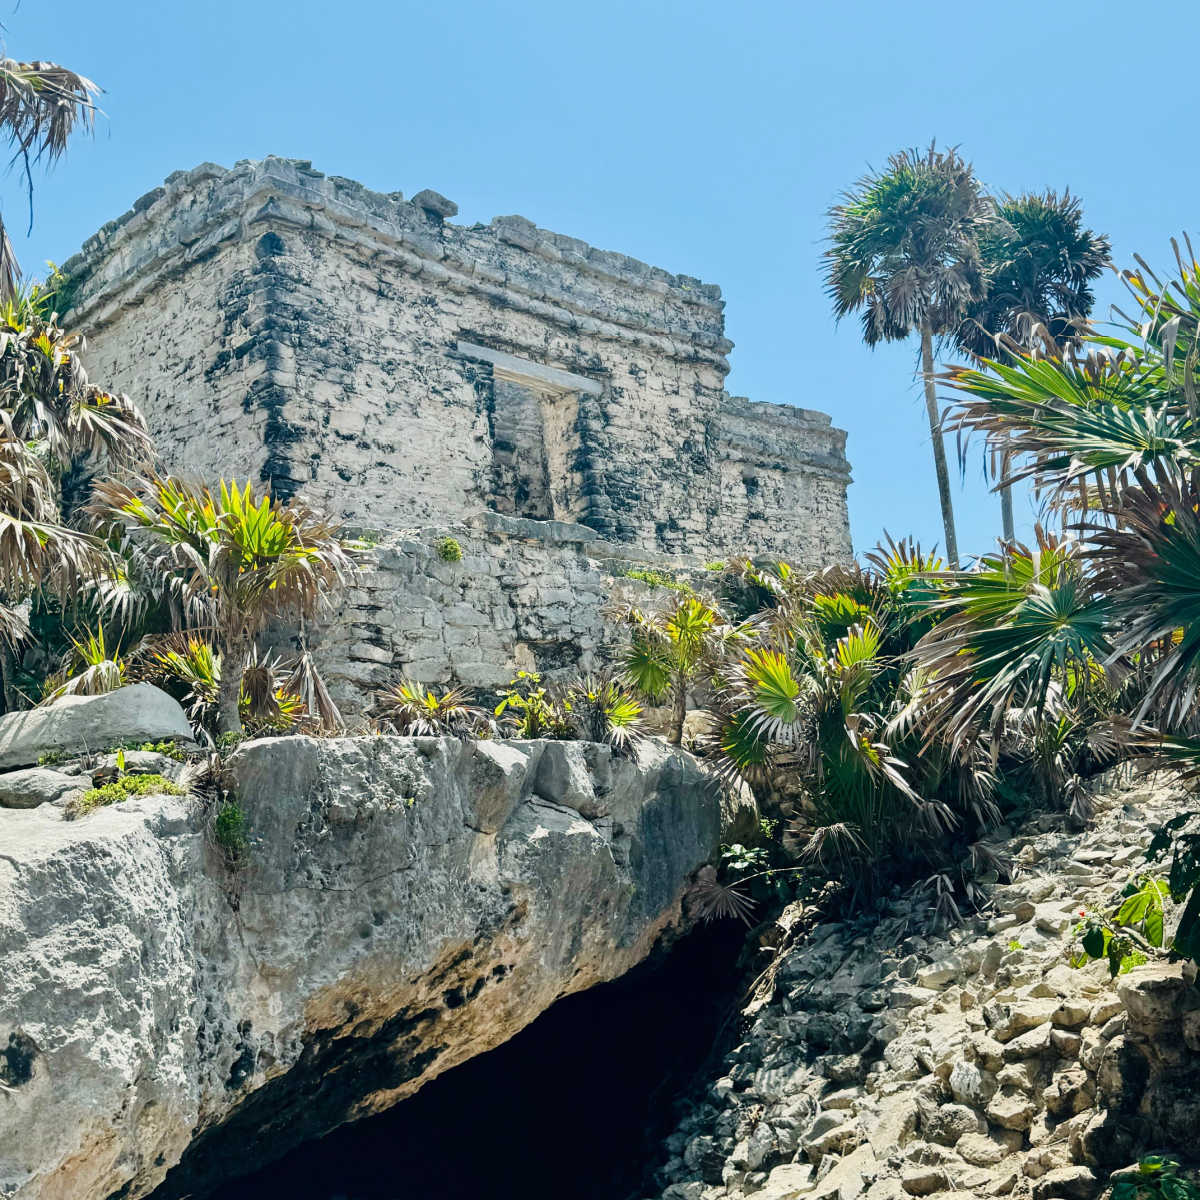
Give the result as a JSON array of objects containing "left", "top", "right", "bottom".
[
  {"left": 62, "top": 156, "right": 851, "bottom": 564},
  {"left": 264, "top": 511, "right": 718, "bottom": 712}
]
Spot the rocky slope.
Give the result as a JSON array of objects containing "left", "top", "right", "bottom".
[
  {"left": 0, "top": 703, "right": 748, "bottom": 1200},
  {"left": 651, "top": 771, "right": 1200, "bottom": 1200}
]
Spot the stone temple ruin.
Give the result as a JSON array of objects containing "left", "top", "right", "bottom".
[{"left": 63, "top": 157, "right": 852, "bottom": 708}]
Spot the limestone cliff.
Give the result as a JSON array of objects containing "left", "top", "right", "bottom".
[{"left": 0, "top": 732, "right": 743, "bottom": 1200}]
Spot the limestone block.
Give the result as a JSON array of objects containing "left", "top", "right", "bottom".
[
  {"left": 0, "top": 767, "right": 88, "bottom": 809},
  {"left": 0, "top": 684, "right": 193, "bottom": 769}
]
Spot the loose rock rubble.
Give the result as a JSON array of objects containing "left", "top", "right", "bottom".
[{"left": 653, "top": 770, "right": 1200, "bottom": 1200}]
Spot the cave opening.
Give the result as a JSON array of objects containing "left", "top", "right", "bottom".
[{"left": 190, "top": 921, "right": 748, "bottom": 1200}]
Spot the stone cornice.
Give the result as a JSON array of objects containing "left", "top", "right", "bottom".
[{"left": 62, "top": 157, "right": 734, "bottom": 373}]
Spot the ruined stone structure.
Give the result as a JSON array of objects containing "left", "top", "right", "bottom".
[{"left": 62, "top": 158, "right": 852, "bottom": 705}]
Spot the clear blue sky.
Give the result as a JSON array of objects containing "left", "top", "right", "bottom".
[{"left": 10, "top": 0, "right": 1194, "bottom": 558}]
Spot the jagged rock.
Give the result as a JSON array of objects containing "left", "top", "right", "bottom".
[
  {"left": 757, "top": 1162, "right": 815, "bottom": 1199},
  {"left": 956, "top": 1129, "right": 1022, "bottom": 1167},
  {"left": 1002, "top": 1021, "right": 1054, "bottom": 1060},
  {"left": 1117, "top": 963, "right": 1196, "bottom": 1031},
  {"left": 1095, "top": 1036, "right": 1150, "bottom": 1114},
  {"left": 801, "top": 1111, "right": 858, "bottom": 1161},
  {"left": 985, "top": 1087, "right": 1039, "bottom": 1131},
  {"left": 1043, "top": 1070, "right": 1093, "bottom": 1118},
  {"left": 924, "top": 1103, "right": 985, "bottom": 1146},
  {"left": 1031, "top": 1165, "right": 1098, "bottom": 1200},
  {"left": 948, "top": 1060, "right": 996, "bottom": 1107},
  {"left": 1073, "top": 1110, "right": 1136, "bottom": 1168},
  {"left": 0, "top": 734, "right": 726, "bottom": 1200},
  {"left": 987, "top": 1000, "right": 1061, "bottom": 1043},
  {"left": 0, "top": 684, "right": 193, "bottom": 769},
  {"left": 0, "top": 767, "right": 87, "bottom": 809},
  {"left": 900, "top": 1165, "right": 948, "bottom": 1196}
]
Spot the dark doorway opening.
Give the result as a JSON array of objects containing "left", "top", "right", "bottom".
[{"left": 206, "top": 922, "right": 746, "bottom": 1200}]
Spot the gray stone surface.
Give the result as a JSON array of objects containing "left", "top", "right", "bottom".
[
  {"left": 0, "top": 733, "right": 736, "bottom": 1200},
  {"left": 0, "top": 768, "right": 87, "bottom": 809},
  {"left": 0, "top": 684, "right": 193, "bottom": 769}
]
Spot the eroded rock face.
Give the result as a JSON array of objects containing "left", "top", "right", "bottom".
[{"left": 0, "top": 733, "right": 740, "bottom": 1200}]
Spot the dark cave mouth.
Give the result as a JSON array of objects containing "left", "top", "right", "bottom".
[{"left": 158, "top": 921, "right": 747, "bottom": 1200}]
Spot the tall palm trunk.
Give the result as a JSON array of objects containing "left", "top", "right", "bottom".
[
  {"left": 999, "top": 432, "right": 1016, "bottom": 543},
  {"left": 669, "top": 678, "right": 687, "bottom": 747},
  {"left": 919, "top": 325, "right": 959, "bottom": 568},
  {"left": 217, "top": 634, "right": 247, "bottom": 736}
]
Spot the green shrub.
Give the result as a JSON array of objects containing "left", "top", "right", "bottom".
[
  {"left": 37, "top": 749, "right": 67, "bottom": 767},
  {"left": 216, "top": 730, "right": 244, "bottom": 754},
  {"left": 106, "top": 739, "right": 188, "bottom": 762},
  {"left": 617, "top": 566, "right": 688, "bottom": 592},
  {"left": 704, "top": 560, "right": 726, "bottom": 572},
  {"left": 76, "top": 773, "right": 184, "bottom": 815},
  {"left": 1113, "top": 1157, "right": 1200, "bottom": 1200},
  {"left": 214, "top": 801, "right": 250, "bottom": 866},
  {"left": 435, "top": 536, "right": 463, "bottom": 562}
]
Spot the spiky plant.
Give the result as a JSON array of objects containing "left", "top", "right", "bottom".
[
  {"left": 374, "top": 679, "right": 485, "bottom": 737},
  {"left": 708, "top": 543, "right": 997, "bottom": 902},
  {"left": 912, "top": 531, "right": 1113, "bottom": 751},
  {"left": 135, "top": 634, "right": 303, "bottom": 738},
  {"left": 40, "top": 625, "right": 125, "bottom": 701},
  {"left": 0, "top": 60, "right": 98, "bottom": 299},
  {"left": 91, "top": 477, "right": 362, "bottom": 734},
  {"left": 825, "top": 143, "right": 993, "bottom": 566},
  {"left": 616, "top": 594, "right": 750, "bottom": 745},
  {"left": 564, "top": 672, "right": 645, "bottom": 755}
]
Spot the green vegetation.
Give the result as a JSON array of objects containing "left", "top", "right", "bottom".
[
  {"left": 616, "top": 594, "right": 747, "bottom": 746},
  {"left": 91, "top": 477, "right": 360, "bottom": 735},
  {"left": 1112, "top": 1157, "right": 1200, "bottom": 1200},
  {"left": 617, "top": 566, "right": 688, "bottom": 592},
  {"left": 213, "top": 800, "right": 249, "bottom": 866},
  {"left": 492, "top": 670, "right": 645, "bottom": 753},
  {"left": 435, "top": 535, "right": 463, "bottom": 562},
  {"left": 105, "top": 739, "right": 188, "bottom": 762},
  {"left": 374, "top": 679, "right": 485, "bottom": 736},
  {"left": 825, "top": 145, "right": 1111, "bottom": 560},
  {"left": 76, "top": 772, "right": 184, "bottom": 815}
]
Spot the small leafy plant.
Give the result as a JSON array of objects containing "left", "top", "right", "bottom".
[
  {"left": 213, "top": 801, "right": 250, "bottom": 867},
  {"left": 216, "top": 730, "right": 244, "bottom": 754},
  {"left": 1071, "top": 877, "right": 1169, "bottom": 976},
  {"left": 37, "top": 749, "right": 67, "bottom": 767},
  {"left": 435, "top": 536, "right": 463, "bottom": 562},
  {"left": 494, "top": 671, "right": 573, "bottom": 740},
  {"left": 76, "top": 772, "right": 184, "bottom": 815},
  {"left": 106, "top": 739, "right": 188, "bottom": 762},
  {"left": 1112, "top": 1156, "right": 1200, "bottom": 1200}
]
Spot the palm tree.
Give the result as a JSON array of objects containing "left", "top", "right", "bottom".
[
  {"left": 616, "top": 593, "right": 748, "bottom": 746},
  {"left": 0, "top": 60, "right": 98, "bottom": 299},
  {"left": 825, "top": 143, "right": 993, "bottom": 567},
  {"left": 952, "top": 192, "right": 1112, "bottom": 541},
  {"left": 90, "top": 476, "right": 362, "bottom": 735}
]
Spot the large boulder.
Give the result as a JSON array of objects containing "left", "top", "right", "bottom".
[
  {"left": 0, "top": 733, "right": 728, "bottom": 1200},
  {"left": 0, "top": 768, "right": 87, "bottom": 809},
  {"left": 0, "top": 684, "right": 193, "bottom": 769}
]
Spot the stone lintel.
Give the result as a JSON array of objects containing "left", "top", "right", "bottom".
[{"left": 454, "top": 342, "right": 604, "bottom": 396}]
